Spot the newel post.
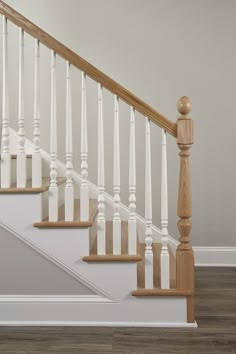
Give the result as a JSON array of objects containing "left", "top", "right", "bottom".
[{"left": 176, "top": 96, "right": 195, "bottom": 322}]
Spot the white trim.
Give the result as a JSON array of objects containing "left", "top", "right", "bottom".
[
  {"left": 194, "top": 247, "right": 236, "bottom": 267},
  {"left": 0, "top": 295, "right": 113, "bottom": 304},
  {"left": 0, "top": 217, "right": 116, "bottom": 301},
  {"left": 0, "top": 320, "right": 197, "bottom": 328}
]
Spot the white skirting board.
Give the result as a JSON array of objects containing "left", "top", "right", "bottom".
[{"left": 0, "top": 295, "right": 197, "bottom": 328}]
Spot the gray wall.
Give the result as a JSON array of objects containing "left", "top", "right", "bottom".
[
  {"left": 3, "top": 0, "right": 236, "bottom": 247},
  {"left": 0, "top": 226, "right": 95, "bottom": 295}
]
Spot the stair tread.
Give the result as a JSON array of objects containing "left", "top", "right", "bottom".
[
  {"left": 0, "top": 177, "right": 66, "bottom": 193},
  {"left": 34, "top": 199, "right": 97, "bottom": 228},
  {"left": 132, "top": 288, "right": 193, "bottom": 296},
  {"left": 34, "top": 220, "right": 93, "bottom": 228},
  {"left": 83, "top": 254, "right": 142, "bottom": 262}
]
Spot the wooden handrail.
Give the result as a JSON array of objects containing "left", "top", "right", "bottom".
[{"left": 0, "top": 0, "right": 177, "bottom": 137}]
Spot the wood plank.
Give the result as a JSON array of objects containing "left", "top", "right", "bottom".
[
  {"left": 132, "top": 288, "right": 193, "bottom": 296},
  {"left": 0, "top": 1, "right": 177, "bottom": 137},
  {"left": 0, "top": 177, "right": 66, "bottom": 193},
  {"left": 34, "top": 221, "right": 92, "bottom": 228},
  {"left": 83, "top": 255, "right": 142, "bottom": 262}
]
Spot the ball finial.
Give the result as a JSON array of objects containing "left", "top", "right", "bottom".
[{"left": 177, "top": 96, "right": 192, "bottom": 115}]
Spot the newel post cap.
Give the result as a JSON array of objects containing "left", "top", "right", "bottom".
[
  {"left": 176, "top": 96, "right": 193, "bottom": 145},
  {"left": 177, "top": 96, "right": 192, "bottom": 116}
]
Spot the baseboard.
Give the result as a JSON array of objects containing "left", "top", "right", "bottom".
[
  {"left": 0, "top": 320, "right": 198, "bottom": 328},
  {"left": 194, "top": 247, "right": 236, "bottom": 266}
]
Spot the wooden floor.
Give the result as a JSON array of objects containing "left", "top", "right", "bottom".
[{"left": 0, "top": 268, "right": 235, "bottom": 353}]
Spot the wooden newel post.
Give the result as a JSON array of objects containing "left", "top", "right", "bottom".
[{"left": 176, "top": 96, "right": 195, "bottom": 322}]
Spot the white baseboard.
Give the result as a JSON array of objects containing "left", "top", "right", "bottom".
[
  {"left": 0, "top": 320, "right": 197, "bottom": 328},
  {"left": 194, "top": 247, "right": 236, "bottom": 266}
]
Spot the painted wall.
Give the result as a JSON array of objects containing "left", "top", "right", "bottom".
[
  {"left": 0, "top": 226, "right": 95, "bottom": 295},
  {"left": 1, "top": 0, "right": 236, "bottom": 247}
]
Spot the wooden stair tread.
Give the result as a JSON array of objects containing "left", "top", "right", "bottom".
[
  {"left": 0, "top": 177, "right": 66, "bottom": 193},
  {"left": 137, "top": 242, "right": 176, "bottom": 289},
  {"left": 34, "top": 199, "right": 97, "bottom": 228},
  {"left": 83, "top": 255, "right": 142, "bottom": 262},
  {"left": 34, "top": 220, "right": 92, "bottom": 228},
  {"left": 132, "top": 288, "right": 193, "bottom": 296},
  {"left": 0, "top": 154, "right": 32, "bottom": 159}
]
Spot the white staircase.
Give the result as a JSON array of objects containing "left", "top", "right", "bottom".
[{"left": 0, "top": 1, "right": 196, "bottom": 327}]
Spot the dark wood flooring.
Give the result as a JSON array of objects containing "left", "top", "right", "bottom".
[{"left": 0, "top": 267, "right": 235, "bottom": 353}]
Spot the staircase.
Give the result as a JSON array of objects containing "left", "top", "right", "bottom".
[{"left": 0, "top": 1, "right": 196, "bottom": 327}]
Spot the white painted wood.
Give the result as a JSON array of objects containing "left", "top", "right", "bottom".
[
  {"left": 97, "top": 83, "right": 106, "bottom": 255},
  {"left": 144, "top": 118, "right": 153, "bottom": 289},
  {"left": 0, "top": 320, "right": 196, "bottom": 328},
  {"left": 0, "top": 297, "right": 189, "bottom": 327},
  {"left": 65, "top": 61, "right": 74, "bottom": 221},
  {"left": 80, "top": 71, "right": 89, "bottom": 221},
  {"left": 160, "top": 129, "right": 170, "bottom": 289},
  {"left": 32, "top": 39, "right": 42, "bottom": 188},
  {"left": 128, "top": 107, "right": 137, "bottom": 255},
  {"left": 17, "top": 28, "right": 27, "bottom": 188},
  {"left": 49, "top": 51, "right": 58, "bottom": 221},
  {"left": 113, "top": 95, "right": 121, "bottom": 255},
  {"left": 1, "top": 16, "right": 11, "bottom": 188}
]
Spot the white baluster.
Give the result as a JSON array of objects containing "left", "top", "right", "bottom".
[
  {"left": 32, "top": 39, "right": 42, "bottom": 188},
  {"left": 113, "top": 95, "right": 121, "bottom": 255},
  {"left": 17, "top": 28, "right": 26, "bottom": 188},
  {"left": 65, "top": 61, "right": 74, "bottom": 221},
  {"left": 160, "top": 129, "right": 170, "bottom": 289},
  {"left": 128, "top": 107, "right": 137, "bottom": 255},
  {"left": 48, "top": 51, "right": 58, "bottom": 221},
  {"left": 80, "top": 71, "right": 89, "bottom": 221},
  {"left": 1, "top": 16, "right": 11, "bottom": 188},
  {"left": 97, "top": 83, "right": 106, "bottom": 255},
  {"left": 145, "top": 118, "right": 153, "bottom": 288}
]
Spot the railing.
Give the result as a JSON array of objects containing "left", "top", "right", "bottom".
[{"left": 0, "top": 1, "right": 194, "bottom": 322}]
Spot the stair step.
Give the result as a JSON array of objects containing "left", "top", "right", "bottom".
[
  {"left": 34, "top": 199, "right": 97, "bottom": 228},
  {"left": 0, "top": 177, "right": 66, "bottom": 194},
  {"left": 0, "top": 154, "right": 32, "bottom": 159},
  {"left": 132, "top": 289, "right": 192, "bottom": 296},
  {"left": 84, "top": 221, "right": 141, "bottom": 262},
  {"left": 83, "top": 255, "right": 142, "bottom": 262},
  {"left": 89, "top": 220, "right": 139, "bottom": 255},
  {"left": 137, "top": 242, "right": 176, "bottom": 289}
]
